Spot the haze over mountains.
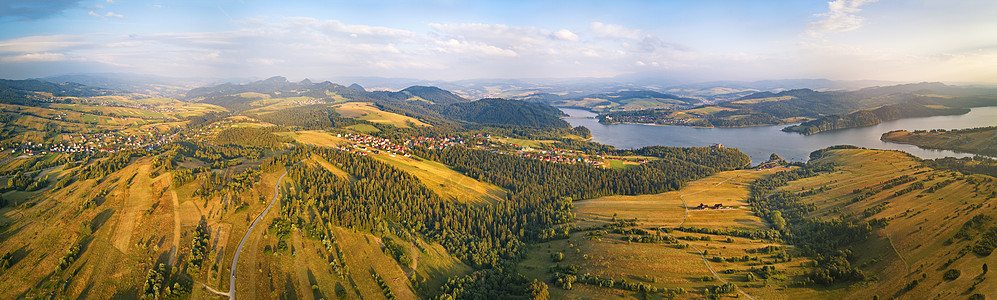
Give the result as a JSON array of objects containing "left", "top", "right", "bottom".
[{"left": 37, "top": 72, "right": 915, "bottom": 101}]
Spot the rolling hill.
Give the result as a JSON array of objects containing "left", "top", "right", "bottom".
[
  {"left": 4, "top": 77, "right": 997, "bottom": 300},
  {"left": 553, "top": 90, "right": 702, "bottom": 112},
  {"left": 782, "top": 103, "right": 970, "bottom": 135},
  {"left": 882, "top": 126, "right": 997, "bottom": 157},
  {"left": 187, "top": 77, "right": 570, "bottom": 129},
  {"left": 600, "top": 82, "right": 997, "bottom": 129}
]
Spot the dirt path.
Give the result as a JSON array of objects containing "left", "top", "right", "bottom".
[
  {"left": 200, "top": 282, "right": 230, "bottom": 297},
  {"left": 883, "top": 228, "right": 910, "bottom": 277},
  {"left": 169, "top": 189, "right": 181, "bottom": 266},
  {"left": 669, "top": 173, "right": 757, "bottom": 300}
]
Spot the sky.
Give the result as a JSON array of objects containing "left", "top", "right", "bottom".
[{"left": 1, "top": 0, "right": 996, "bottom": 83}]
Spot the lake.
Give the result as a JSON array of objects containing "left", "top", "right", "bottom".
[{"left": 561, "top": 107, "right": 997, "bottom": 163}]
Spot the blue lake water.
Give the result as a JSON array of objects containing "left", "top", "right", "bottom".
[{"left": 561, "top": 107, "right": 997, "bottom": 163}]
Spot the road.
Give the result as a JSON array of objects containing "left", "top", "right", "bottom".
[
  {"left": 228, "top": 170, "right": 289, "bottom": 300},
  {"left": 670, "top": 174, "right": 757, "bottom": 300}
]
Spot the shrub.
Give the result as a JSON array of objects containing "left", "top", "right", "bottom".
[{"left": 943, "top": 269, "right": 961, "bottom": 281}]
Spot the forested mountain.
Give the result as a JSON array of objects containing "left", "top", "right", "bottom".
[
  {"left": 597, "top": 82, "right": 997, "bottom": 129},
  {"left": 730, "top": 83, "right": 997, "bottom": 118},
  {"left": 347, "top": 83, "right": 366, "bottom": 92},
  {"left": 430, "top": 98, "right": 569, "bottom": 128},
  {"left": 0, "top": 79, "right": 114, "bottom": 103},
  {"left": 185, "top": 76, "right": 301, "bottom": 98},
  {"left": 782, "top": 103, "right": 970, "bottom": 135},
  {"left": 40, "top": 73, "right": 217, "bottom": 96},
  {"left": 187, "top": 77, "right": 569, "bottom": 129},
  {"left": 399, "top": 86, "right": 467, "bottom": 104}
]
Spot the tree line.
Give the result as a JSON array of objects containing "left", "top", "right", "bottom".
[{"left": 747, "top": 161, "right": 871, "bottom": 286}]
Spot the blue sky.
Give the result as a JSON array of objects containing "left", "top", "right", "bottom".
[{"left": 1, "top": 0, "right": 995, "bottom": 83}]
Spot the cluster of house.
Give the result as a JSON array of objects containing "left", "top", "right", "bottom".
[
  {"left": 602, "top": 115, "right": 698, "bottom": 125},
  {"left": 331, "top": 132, "right": 654, "bottom": 169},
  {"left": 695, "top": 203, "right": 725, "bottom": 210},
  {"left": 77, "top": 98, "right": 178, "bottom": 114},
  {"left": 341, "top": 133, "right": 409, "bottom": 155},
  {"left": 8, "top": 129, "right": 178, "bottom": 155},
  {"left": 404, "top": 135, "right": 469, "bottom": 150},
  {"left": 514, "top": 151, "right": 597, "bottom": 165},
  {"left": 291, "top": 99, "right": 324, "bottom": 106},
  {"left": 600, "top": 155, "right": 650, "bottom": 164},
  {"left": 339, "top": 134, "right": 488, "bottom": 156}
]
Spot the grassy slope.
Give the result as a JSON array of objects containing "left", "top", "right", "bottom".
[
  {"left": 520, "top": 168, "right": 828, "bottom": 299},
  {"left": 519, "top": 148, "right": 997, "bottom": 299},
  {"left": 0, "top": 159, "right": 178, "bottom": 299},
  {"left": 0, "top": 153, "right": 467, "bottom": 299},
  {"left": 1, "top": 95, "right": 478, "bottom": 299},
  {"left": 883, "top": 129, "right": 997, "bottom": 156},
  {"left": 333, "top": 102, "right": 430, "bottom": 128},
  {"left": 286, "top": 130, "right": 507, "bottom": 206},
  {"left": 778, "top": 148, "right": 997, "bottom": 299}
]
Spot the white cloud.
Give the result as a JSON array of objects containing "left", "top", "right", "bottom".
[
  {"left": 0, "top": 17, "right": 705, "bottom": 80},
  {"left": 588, "top": 22, "right": 687, "bottom": 53},
  {"left": 435, "top": 39, "right": 518, "bottom": 57},
  {"left": 88, "top": 11, "right": 99, "bottom": 18},
  {"left": 551, "top": 29, "right": 579, "bottom": 42},
  {"left": 1, "top": 52, "right": 75, "bottom": 62},
  {"left": 0, "top": 18, "right": 764, "bottom": 81},
  {"left": 284, "top": 17, "right": 415, "bottom": 39},
  {"left": 105, "top": 12, "right": 124, "bottom": 19},
  {"left": 247, "top": 58, "right": 284, "bottom": 65},
  {"left": 807, "top": 0, "right": 879, "bottom": 37},
  {"left": 590, "top": 22, "right": 645, "bottom": 40},
  {"left": 429, "top": 23, "right": 550, "bottom": 47},
  {"left": 0, "top": 35, "right": 89, "bottom": 53}
]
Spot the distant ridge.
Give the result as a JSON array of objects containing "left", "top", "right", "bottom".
[{"left": 185, "top": 77, "right": 569, "bottom": 128}]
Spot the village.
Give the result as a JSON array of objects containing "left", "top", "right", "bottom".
[
  {"left": 600, "top": 114, "right": 700, "bottom": 126},
  {"left": 6, "top": 128, "right": 180, "bottom": 155},
  {"left": 334, "top": 132, "right": 645, "bottom": 169}
]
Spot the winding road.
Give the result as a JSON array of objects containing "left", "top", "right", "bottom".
[
  {"left": 670, "top": 174, "right": 757, "bottom": 300},
  {"left": 226, "top": 170, "right": 289, "bottom": 300}
]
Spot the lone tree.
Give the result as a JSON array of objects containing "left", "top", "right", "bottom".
[{"left": 528, "top": 280, "right": 549, "bottom": 300}]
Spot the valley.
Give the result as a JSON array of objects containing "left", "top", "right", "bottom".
[
  {"left": 0, "top": 77, "right": 996, "bottom": 300},
  {"left": 4, "top": 1, "right": 997, "bottom": 299}
]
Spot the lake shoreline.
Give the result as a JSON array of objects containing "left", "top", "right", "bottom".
[{"left": 561, "top": 107, "right": 997, "bottom": 163}]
